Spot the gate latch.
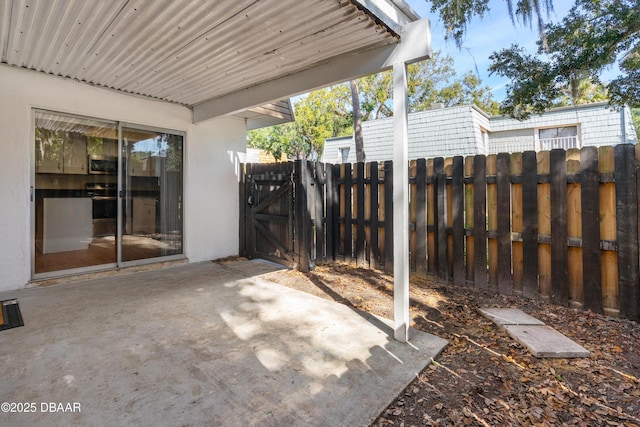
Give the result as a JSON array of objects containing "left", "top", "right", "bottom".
[{"left": 247, "top": 195, "right": 254, "bottom": 206}]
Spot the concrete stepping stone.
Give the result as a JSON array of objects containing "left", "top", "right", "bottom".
[{"left": 478, "top": 308, "right": 590, "bottom": 358}]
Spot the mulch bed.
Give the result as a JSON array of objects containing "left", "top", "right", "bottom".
[{"left": 262, "top": 262, "right": 640, "bottom": 427}]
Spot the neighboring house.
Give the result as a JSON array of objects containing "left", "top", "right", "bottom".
[
  {"left": 0, "top": 0, "right": 427, "bottom": 292},
  {"left": 322, "top": 103, "right": 638, "bottom": 163}
]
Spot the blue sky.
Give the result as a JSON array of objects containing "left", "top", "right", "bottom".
[{"left": 405, "top": 0, "right": 574, "bottom": 101}]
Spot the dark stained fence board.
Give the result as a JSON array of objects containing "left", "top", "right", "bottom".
[
  {"left": 325, "top": 164, "right": 337, "bottom": 261},
  {"left": 615, "top": 144, "right": 639, "bottom": 320},
  {"left": 435, "top": 157, "right": 447, "bottom": 281},
  {"left": 416, "top": 158, "right": 428, "bottom": 277},
  {"left": 521, "top": 151, "right": 539, "bottom": 298},
  {"left": 550, "top": 149, "right": 569, "bottom": 305},
  {"left": 369, "top": 162, "right": 380, "bottom": 269},
  {"left": 314, "top": 162, "right": 326, "bottom": 263},
  {"left": 344, "top": 163, "right": 353, "bottom": 262},
  {"left": 497, "top": 152, "right": 513, "bottom": 294},
  {"left": 294, "top": 160, "right": 310, "bottom": 272},
  {"left": 451, "top": 156, "right": 465, "bottom": 286},
  {"left": 473, "top": 155, "right": 487, "bottom": 288},
  {"left": 239, "top": 163, "right": 248, "bottom": 258},
  {"left": 384, "top": 161, "right": 394, "bottom": 274},
  {"left": 356, "top": 162, "right": 366, "bottom": 266},
  {"left": 580, "top": 147, "right": 602, "bottom": 313}
]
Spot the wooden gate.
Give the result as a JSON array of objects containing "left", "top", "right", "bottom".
[{"left": 239, "top": 162, "right": 296, "bottom": 267}]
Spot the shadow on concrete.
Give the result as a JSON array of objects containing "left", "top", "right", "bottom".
[{"left": 0, "top": 260, "right": 446, "bottom": 426}]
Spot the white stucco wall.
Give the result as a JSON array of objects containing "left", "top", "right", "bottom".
[{"left": 0, "top": 64, "right": 246, "bottom": 291}]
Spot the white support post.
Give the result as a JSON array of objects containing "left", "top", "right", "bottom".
[{"left": 393, "top": 61, "right": 410, "bottom": 342}]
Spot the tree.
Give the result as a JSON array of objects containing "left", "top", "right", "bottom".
[
  {"left": 248, "top": 51, "right": 499, "bottom": 159},
  {"left": 632, "top": 108, "right": 640, "bottom": 140},
  {"left": 488, "top": 0, "right": 640, "bottom": 119},
  {"left": 429, "top": 0, "right": 554, "bottom": 47}
]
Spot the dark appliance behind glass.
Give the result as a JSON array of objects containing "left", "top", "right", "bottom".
[{"left": 87, "top": 183, "right": 117, "bottom": 236}]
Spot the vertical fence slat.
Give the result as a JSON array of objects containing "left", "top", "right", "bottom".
[
  {"left": 369, "top": 162, "right": 380, "bottom": 269},
  {"left": 599, "top": 147, "right": 618, "bottom": 314},
  {"left": 435, "top": 157, "right": 447, "bottom": 281},
  {"left": 451, "top": 156, "right": 465, "bottom": 286},
  {"left": 473, "top": 155, "right": 487, "bottom": 288},
  {"left": 538, "top": 151, "right": 552, "bottom": 298},
  {"left": 294, "top": 160, "right": 310, "bottom": 272},
  {"left": 465, "top": 157, "right": 475, "bottom": 284},
  {"left": 550, "top": 149, "right": 568, "bottom": 305},
  {"left": 615, "top": 144, "right": 639, "bottom": 321},
  {"left": 416, "top": 158, "right": 427, "bottom": 277},
  {"left": 497, "top": 152, "right": 513, "bottom": 295},
  {"left": 239, "top": 163, "right": 247, "bottom": 258},
  {"left": 344, "top": 163, "right": 353, "bottom": 262},
  {"left": 566, "top": 149, "right": 582, "bottom": 304},
  {"left": 521, "top": 151, "right": 538, "bottom": 298},
  {"left": 356, "top": 162, "right": 366, "bottom": 266},
  {"left": 445, "top": 158, "right": 454, "bottom": 280},
  {"left": 384, "top": 161, "right": 394, "bottom": 274},
  {"left": 427, "top": 159, "right": 436, "bottom": 274},
  {"left": 410, "top": 160, "right": 418, "bottom": 273},
  {"left": 487, "top": 155, "right": 498, "bottom": 288},
  {"left": 511, "top": 153, "right": 523, "bottom": 293},
  {"left": 580, "top": 147, "right": 602, "bottom": 313}
]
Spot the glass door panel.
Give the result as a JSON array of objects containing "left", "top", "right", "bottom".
[
  {"left": 34, "top": 111, "right": 118, "bottom": 274},
  {"left": 120, "top": 126, "right": 183, "bottom": 263}
]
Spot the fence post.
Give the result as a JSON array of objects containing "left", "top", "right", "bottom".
[
  {"left": 239, "top": 163, "right": 247, "bottom": 258},
  {"left": 294, "top": 160, "right": 311, "bottom": 272},
  {"left": 615, "top": 144, "right": 639, "bottom": 321}
]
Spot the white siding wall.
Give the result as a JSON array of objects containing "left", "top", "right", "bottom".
[
  {"left": 488, "top": 129, "right": 536, "bottom": 154},
  {"left": 322, "top": 105, "right": 488, "bottom": 164},
  {"left": 0, "top": 65, "right": 246, "bottom": 291},
  {"left": 488, "top": 103, "right": 638, "bottom": 154}
]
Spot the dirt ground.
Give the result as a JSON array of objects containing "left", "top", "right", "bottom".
[{"left": 260, "top": 262, "right": 640, "bottom": 427}]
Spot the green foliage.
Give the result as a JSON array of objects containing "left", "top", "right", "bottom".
[
  {"left": 248, "top": 51, "right": 499, "bottom": 159},
  {"left": 489, "top": 0, "right": 640, "bottom": 119},
  {"left": 632, "top": 108, "right": 640, "bottom": 140}
]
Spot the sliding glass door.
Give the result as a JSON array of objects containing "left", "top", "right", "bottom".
[
  {"left": 33, "top": 111, "right": 184, "bottom": 277},
  {"left": 120, "top": 125, "right": 184, "bottom": 263}
]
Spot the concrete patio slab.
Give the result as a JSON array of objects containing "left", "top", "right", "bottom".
[
  {"left": 0, "top": 260, "right": 447, "bottom": 427},
  {"left": 504, "top": 325, "right": 591, "bottom": 358},
  {"left": 480, "top": 307, "right": 589, "bottom": 358},
  {"left": 478, "top": 308, "right": 545, "bottom": 326}
]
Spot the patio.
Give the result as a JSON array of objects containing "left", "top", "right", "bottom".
[{"left": 0, "top": 259, "right": 446, "bottom": 426}]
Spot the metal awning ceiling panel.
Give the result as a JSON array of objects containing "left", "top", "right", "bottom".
[{"left": 0, "top": 0, "right": 398, "bottom": 108}]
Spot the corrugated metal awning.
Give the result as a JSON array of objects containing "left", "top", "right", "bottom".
[{"left": 0, "top": 0, "right": 406, "bottom": 121}]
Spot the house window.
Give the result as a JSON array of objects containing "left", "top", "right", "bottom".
[
  {"left": 340, "top": 147, "right": 350, "bottom": 163},
  {"left": 480, "top": 128, "right": 489, "bottom": 153},
  {"left": 537, "top": 126, "right": 580, "bottom": 151}
]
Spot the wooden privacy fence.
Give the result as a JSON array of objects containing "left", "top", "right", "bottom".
[{"left": 239, "top": 144, "right": 640, "bottom": 321}]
